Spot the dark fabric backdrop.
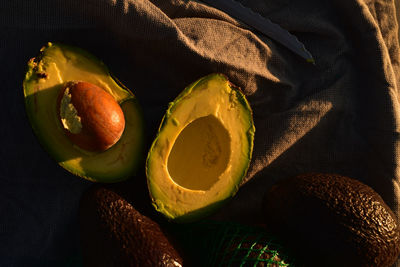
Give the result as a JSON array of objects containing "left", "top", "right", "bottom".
[{"left": 1, "top": 0, "right": 400, "bottom": 266}]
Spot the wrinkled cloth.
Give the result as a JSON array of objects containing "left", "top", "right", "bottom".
[{"left": 1, "top": 0, "right": 400, "bottom": 265}]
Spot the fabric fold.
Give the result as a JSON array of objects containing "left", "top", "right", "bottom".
[{"left": 1, "top": 0, "right": 400, "bottom": 264}]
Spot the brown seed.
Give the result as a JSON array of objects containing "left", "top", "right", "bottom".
[{"left": 57, "top": 81, "right": 125, "bottom": 152}]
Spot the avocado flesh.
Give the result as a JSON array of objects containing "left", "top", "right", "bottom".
[
  {"left": 23, "top": 43, "right": 144, "bottom": 182},
  {"left": 59, "top": 86, "right": 82, "bottom": 134},
  {"left": 146, "top": 74, "right": 255, "bottom": 222},
  {"left": 167, "top": 115, "right": 231, "bottom": 191}
]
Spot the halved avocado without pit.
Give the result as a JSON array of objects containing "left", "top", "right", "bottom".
[
  {"left": 23, "top": 43, "right": 145, "bottom": 183},
  {"left": 146, "top": 74, "right": 255, "bottom": 222}
]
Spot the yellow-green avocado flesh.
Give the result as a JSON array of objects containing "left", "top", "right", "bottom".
[
  {"left": 23, "top": 42, "right": 144, "bottom": 183},
  {"left": 146, "top": 74, "right": 255, "bottom": 222}
]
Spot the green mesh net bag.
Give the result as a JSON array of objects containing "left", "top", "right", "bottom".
[{"left": 167, "top": 220, "right": 293, "bottom": 267}]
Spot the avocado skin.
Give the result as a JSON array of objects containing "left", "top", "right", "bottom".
[
  {"left": 79, "top": 184, "right": 183, "bottom": 267},
  {"left": 262, "top": 173, "right": 400, "bottom": 267}
]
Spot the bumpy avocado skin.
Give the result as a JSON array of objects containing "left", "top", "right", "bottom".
[
  {"left": 262, "top": 173, "right": 400, "bottom": 267},
  {"left": 79, "top": 184, "right": 183, "bottom": 267}
]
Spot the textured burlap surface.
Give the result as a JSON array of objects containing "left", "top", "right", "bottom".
[{"left": 1, "top": 0, "right": 400, "bottom": 265}]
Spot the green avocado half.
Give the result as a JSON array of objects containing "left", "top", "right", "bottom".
[
  {"left": 146, "top": 74, "right": 255, "bottom": 222},
  {"left": 23, "top": 42, "right": 145, "bottom": 183}
]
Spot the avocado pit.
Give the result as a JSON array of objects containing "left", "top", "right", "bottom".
[{"left": 57, "top": 81, "right": 125, "bottom": 152}]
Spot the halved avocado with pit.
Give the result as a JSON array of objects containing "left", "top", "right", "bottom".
[
  {"left": 146, "top": 74, "right": 255, "bottom": 222},
  {"left": 23, "top": 43, "right": 144, "bottom": 183}
]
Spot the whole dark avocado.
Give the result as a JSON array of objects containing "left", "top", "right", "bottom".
[
  {"left": 262, "top": 173, "right": 400, "bottom": 267},
  {"left": 79, "top": 184, "right": 183, "bottom": 267}
]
